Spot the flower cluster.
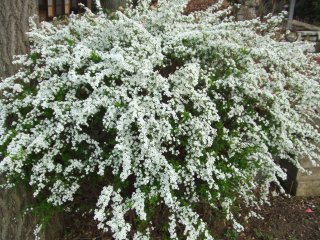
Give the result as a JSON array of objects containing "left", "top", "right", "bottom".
[{"left": 0, "top": 0, "right": 320, "bottom": 239}]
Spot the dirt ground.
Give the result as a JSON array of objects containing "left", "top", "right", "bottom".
[
  {"left": 62, "top": 196, "right": 320, "bottom": 240},
  {"left": 240, "top": 196, "right": 320, "bottom": 240}
]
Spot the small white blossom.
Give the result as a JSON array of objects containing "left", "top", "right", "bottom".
[{"left": 0, "top": 0, "right": 319, "bottom": 239}]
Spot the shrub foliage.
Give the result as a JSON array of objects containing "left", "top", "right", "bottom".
[{"left": 0, "top": 0, "right": 320, "bottom": 239}]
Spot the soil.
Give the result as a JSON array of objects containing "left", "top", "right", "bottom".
[
  {"left": 62, "top": 196, "right": 320, "bottom": 240},
  {"left": 237, "top": 196, "right": 320, "bottom": 240}
]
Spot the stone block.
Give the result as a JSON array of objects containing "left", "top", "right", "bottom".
[
  {"left": 281, "top": 156, "right": 320, "bottom": 196},
  {"left": 295, "top": 179, "right": 320, "bottom": 197}
]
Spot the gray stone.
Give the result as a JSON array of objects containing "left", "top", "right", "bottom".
[
  {"left": 100, "top": 0, "right": 129, "bottom": 11},
  {"left": 282, "top": 153, "right": 320, "bottom": 196}
]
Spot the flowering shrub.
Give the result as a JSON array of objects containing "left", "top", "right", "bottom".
[{"left": 1, "top": 0, "right": 320, "bottom": 239}]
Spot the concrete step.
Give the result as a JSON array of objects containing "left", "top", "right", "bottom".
[
  {"left": 295, "top": 179, "right": 320, "bottom": 197},
  {"left": 297, "top": 167, "right": 320, "bottom": 181},
  {"left": 280, "top": 157, "right": 320, "bottom": 196}
]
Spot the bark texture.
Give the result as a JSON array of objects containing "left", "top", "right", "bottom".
[
  {"left": 0, "top": 0, "right": 36, "bottom": 79},
  {"left": 0, "top": 179, "right": 62, "bottom": 240},
  {"left": 0, "top": 1, "right": 62, "bottom": 239}
]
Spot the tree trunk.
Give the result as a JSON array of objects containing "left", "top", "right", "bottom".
[
  {"left": 0, "top": 0, "right": 36, "bottom": 79},
  {"left": 0, "top": 1, "right": 62, "bottom": 239},
  {"left": 0, "top": 179, "right": 62, "bottom": 240}
]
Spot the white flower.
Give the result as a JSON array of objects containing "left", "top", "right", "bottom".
[{"left": 0, "top": 0, "right": 319, "bottom": 239}]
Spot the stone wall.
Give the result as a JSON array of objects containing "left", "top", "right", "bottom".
[
  {"left": 236, "top": 0, "right": 260, "bottom": 20},
  {"left": 100, "top": 0, "right": 129, "bottom": 11}
]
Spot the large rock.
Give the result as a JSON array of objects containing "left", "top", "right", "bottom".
[
  {"left": 236, "top": 0, "right": 259, "bottom": 20},
  {"left": 101, "top": 0, "right": 129, "bottom": 11},
  {"left": 282, "top": 109, "right": 320, "bottom": 197},
  {"left": 283, "top": 156, "right": 320, "bottom": 197}
]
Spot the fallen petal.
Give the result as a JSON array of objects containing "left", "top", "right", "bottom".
[{"left": 305, "top": 208, "right": 314, "bottom": 213}]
